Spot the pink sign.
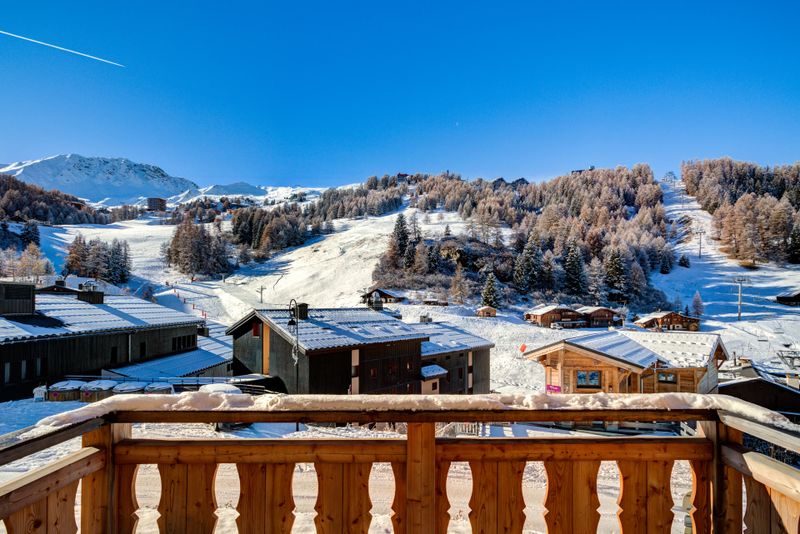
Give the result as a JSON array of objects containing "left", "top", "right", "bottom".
[{"left": 546, "top": 384, "right": 562, "bottom": 393}]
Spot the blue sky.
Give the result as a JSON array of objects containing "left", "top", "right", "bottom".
[{"left": 1, "top": 1, "right": 798, "bottom": 187}]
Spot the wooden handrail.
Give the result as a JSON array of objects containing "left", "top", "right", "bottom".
[
  {"left": 0, "top": 446, "right": 104, "bottom": 518},
  {"left": 718, "top": 411, "right": 800, "bottom": 452},
  {"left": 721, "top": 443, "right": 800, "bottom": 502},
  {"left": 0, "top": 417, "right": 105, "bottom": 467},
  {"left": 108, "top": 407, "right": 720, "bottom": 424}
]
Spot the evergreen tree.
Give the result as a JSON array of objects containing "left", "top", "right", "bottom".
[
  {"left": 789, "top": 224, "right": 800, "bottom": 264},
  {"left": 409, "top": 213, "right": 421, "bottom": 241},
  {"left": 678, "top": 254, "right": 691, "bottom": 268},
  {"left": 563, "top": 241, "right": 587, "bottom": 295},
  {"left": 402, "top": 242, "right": 416, "bottom": 270},
  {"left": 65, "top": 234, "right": 89, "bottom": 276},
  {"left": 513, "top": 233, "right": 541, "bottom": 292},
  {"left": 86, "top": 239, "right": 109, "bottom": 280},
  {"left": 481, "top": 272, "right": 501, "bottom": 308},
  {"left": 392, "top": 214, "right": 409, "bottom": 255},
  {"left": 692, "top": 291, "right": 704, "bottom": 317},
  {"left": 586, "top": 257, "right": 607, "bottom": 304},
  {"left": 449, "top": 264, "right": 468, "bottom": 304},
  {"left": 20, "top": 221, "right": 40, "bottom": 246},
  {"left": 604, "top": 248, "right": 627, "bottom": 301},
  {"left": 443, "top": 224, "right": 451, "bottom": 237},
  {"left": 629, "top": 262, "right": 647, "bottom": 297}
]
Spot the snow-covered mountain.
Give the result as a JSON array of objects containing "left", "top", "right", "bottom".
[{"left": 0, "top": 154, "right": 200, "bottom": 206}]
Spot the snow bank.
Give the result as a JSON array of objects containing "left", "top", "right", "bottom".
[{"left": 34, "top": 392, "right": 800, "bottom": 433}]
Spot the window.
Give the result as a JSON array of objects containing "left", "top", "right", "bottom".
[
  {"left": 658, "top": 372, "right": 677, "bottom": 384},
  {"left": 576, "top": 370, "right": 601, "bottom": 389},
  {"left": 431, "top": 382, "right": 438, "bottom": 391},
  {"left": 139, "top": 342, "right": 146, "bottom": 357},
  {"left": 3, "top": 362, "right": 9, "bottom": 383},
  {"left": 351, "top": 365, "right": 359, "bottom": 378},
  {"left": 252, "top": 322, "right": 261, "bottom": 338},
  {"left": 20, "top": 360, "right": 27, "bottom": 381},
  {"left": 370, "top": 368, "right": 378, "bottom": 379},
  {"left": 387, "top": 362, "right": 398, "bottom": 378},
  {"left": 405, "top": 361, "right": 412, "bottom": 371},
  {"left": 458, "top": 368, "right": 464, "bottom": 379},
  {"left": 35, "top": 357, "right": 42, "bottom": 377},
  {"left": 468, "top": 365, "right": 474, "bottom": 374}
]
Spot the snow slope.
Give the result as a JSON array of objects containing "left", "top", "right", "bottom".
[
  {"left": 0, "top": 154, "right": 199, "bottom": 206},
  {"left": 653, "top": 181, "right": 800, "bottom": 362}
]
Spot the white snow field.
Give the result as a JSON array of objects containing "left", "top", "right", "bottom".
[{"left": 654, "top": 181, "right": 800, "bottom": 364}]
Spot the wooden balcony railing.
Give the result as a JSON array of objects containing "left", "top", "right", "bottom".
[{"left": 0, "top": 400, "right": 798, "bottom": 533}]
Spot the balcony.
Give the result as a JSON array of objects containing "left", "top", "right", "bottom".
[{"left": 0, "top": 394, "right": 798, "bottom": 533}]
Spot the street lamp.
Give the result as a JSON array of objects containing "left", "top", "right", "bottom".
[{"left": 288, "top": 298, "right": 301, "bottom": 431}]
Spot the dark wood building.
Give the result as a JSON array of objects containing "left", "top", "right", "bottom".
[
  {"left": 576, "top": 306, "right": 624, "bottom": 327},
  {"left": 777, "top": 290, "right": 800, "bottom": 306},
  {"left": 146, "top": 197, "right": 167, "bottom": 212},
  {"left": 524, "top": 305, "right": 586, "bottom": 328},
  {"left": 0, "top": 284, "right": 205, "bottom": 401},
  {"left": 227, "top": 307, "right": 493, "bottom": 395},
  {"left": 359, "top": 288, "right": 405, "bottom": 304},
  {"left": 634, "top": 311, "right": 700, "bottom": 331}
]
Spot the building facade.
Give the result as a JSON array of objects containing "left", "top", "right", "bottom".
[{"left": 634, "top": 311, "right": 700, "bottom": 331}]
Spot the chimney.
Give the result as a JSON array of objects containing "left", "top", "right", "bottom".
[
  {"left": 297, "top": 303, "right": 309, "bottom": 320},
  {"left": 419, "top": 313, "right": 432, "bottom": 323},
  {"left": 55, "top": 278, "right": 66, "bottom": 288},
  {"left": 77, "top": 282, "right": 104, "bottom": 305},
  {"left": 368, "top": 292, "right": 383, "bottom": 311},
  {"left": 197, "top": 325, "right": 209, "bottom": 337}
]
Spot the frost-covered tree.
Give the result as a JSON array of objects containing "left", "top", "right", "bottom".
[
  {"left": 481, "top": 272, "right": 500, "bottom": 308},
  {"left": 449, "top": 264, "right": 468, "bottom": 304},
  {"left": 692, "top": 291, "right": 704, "bottom": 317},
  {"left": 413, "top": 240, "right": 429, "bottom": 274},
  {"left": 393, "top": 214, "right": 409, "bottom": 255},
  {"left": 678, "top": 254, "right": 691, "bottom": 268},
  {"left": 586, "top": 257, "right": 607, "bottom": 304},
  {"left": 20, "top": 221, "right": 40, "bottom": 246},
  {"left": 604, "top": 248, "right": 627, "bottom": 301},
  {"left": 513, "top": 233, "right": 541, "bottom": 292}
]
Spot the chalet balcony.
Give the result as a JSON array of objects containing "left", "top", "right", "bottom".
[{"left": 0, "top": 394, "right": 798, "bottom": 533}]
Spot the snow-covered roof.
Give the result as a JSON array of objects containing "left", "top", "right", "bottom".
[
  {"left": 420, "top": 364, "right": 448, "bottom": 380},
  {"left": 253, "top": 308, "right": 429, "bottom": 353},
  {"left": 563, "top": 330, "right": 664, "bottom": 369},
  {"left": 109, "top": 322, "right": 232, "bottom": 378},
  {"left": 362, "top": 288, "right": 403, "bottom": 299},
  {"left": 525, "top": 304, "right": 573, "bottom": 316},
  {"left": 777, "top": 289, "right": 800, "bottom": 298},
  {"left": 575, "top": 306, "right": 619, "bottom": 315},
  {"left": 410, "top": 321, "right": 494, "bottom": 357},
  {"left": 0, "top": 294, "right": 204, "bottom": 344},
  {"left": 528, "top": 329, "right": 726, "bottom": 369},
  {"left": 622, "top": 330, "right": 726, "bottom": 367},
  {"left": 477, "top": 306, "right": 496, "bottom": 311},
  {"left": 634, "top": 310, "right": 695, "bottom": 323}
]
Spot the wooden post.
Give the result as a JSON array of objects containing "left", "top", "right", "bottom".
[
  {"left": 406, "top": 423, "right": 436, "bottom": 533},
  {"left": 81, "top": 423, "right": 131, "bottom": 533},
  {"left": 698, "top": 421, "right": 742, "bottom": 533}
]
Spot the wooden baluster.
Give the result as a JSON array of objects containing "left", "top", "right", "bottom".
[
  {"left": 314, "top": 463, "right": 343, "bottom": 534},
  {"left": 770, "top": 490, "right": 800, "bottom": 534},
  {"left": 116, "top": 464, "right": 139, "bottom": 534},
  {"left": 645, "top": 460, "right": 675, "bottom": 534},
  {"left": 46, "top": 480, "right": 78, "bottom": 533},
  {"left": 497, "top": 461, "right": 526, "bottom": 534},
  {"left": 544, "top": 460, "right": 600, "bottom": 534},
  {"left": 81, "top": 423, "right": 131, "bottom": 532},
  {"left": 743, "top": 475, "right": 770, "bottom": 532},
  {"left": 689, "top": 460, "right": 711, "bottom": 534},
  {"left": 435, "top": 460, "right": 451, "bottom": 534},
  {"left": 157, "top": 463, "right": 188, "bottom": 533},
  {"left": 236, "top": 463, "right": 295, "bottom": 534},
  {"left": 4, "top": 497, "right": 47, "bottom": 534},
  {"left": 469, "top": 460, "right": 498, "bottom": 533},
  {"left": 343, "top": 463, "right": 372, "bottom": 533},
  {"left": 186, "top": 464, "right": 218, "bottom": 533},
  {"left": 617, "top": 460, "right": 674, "bottom": 534},
  {"left": 406, "top": 423, "right": 436, "bottom": 533},
  {"left": 699, "top": 421, "right": 743, "bottom": 534},
  {"left": 390, "top": 462, "right": 406, "bottom": 534},
  {"left": 617, "top": 460, "right": 646, "bottom": 533}
]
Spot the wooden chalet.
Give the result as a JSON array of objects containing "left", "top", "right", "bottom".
[
  {"left": 2, "top": 396, "right": 799, "bottom": 533},
  {"left": 146, "top": 197, "right": 167, "bottom": 212},
  {"left": 476, "top": 305, "right": 496, "bottom": 317},
  {"left": 360, "top": 288, "right": 405, "bottom": 304},
  {"left": 525, "top": 330, "right": 728, "bottom": 394},
  {"left": 35, "top": 278, "right": 80, "bottom": 295},
  {"left": 576, "top": 306, "right": 624, "bottom": 327},
  {"left": 777, "top": 289, "right": 800, "bottom": 306},
  {"left": 227, "top": 307, "right": 492, "bottom": 395},
  {"left": 0, "top": 283, "right": 206, "bottom": 401},
  {"left": 634, "top": 310, "right": 700, "bottom": 331},
  {"left": 524, "top": 304, "right": 586, "bottom": 328}
]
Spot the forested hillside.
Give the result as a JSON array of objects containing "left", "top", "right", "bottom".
[
  {"left": 374, "top": 166, "right": 673, "bottom": 309},
  {"left": 681, "top": 158, "right": 800, "bottom": 264},
  {"left": 0, "top": 174, "right": 111, "bottom": 224}
]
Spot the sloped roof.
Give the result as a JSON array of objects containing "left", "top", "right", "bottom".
[
  {"left": 635, "top": 310, "right": 696, "bottom": 324},
  {"left": 421, "top": 364, "right": 448, "bottom": 379},
  {"left": 0, "top": 294, "right": 203, "bottom": 344},
  {"left": 524, "top": 304, "right": 574, "bottom": 316},
  {"left": 361, "top": 288, "right": 403, "bottom": 299},
  {"left": 564, "top": 330, "right": 664, "bottom": 369},
  {"left": 109, "top": 321, "right": 232, "bottom": 378},
  {"left": 252, "top": 308, "right": 429, "bottom": 353},
  {"left": 777, "top": 289, "right": 800, "bottom": 298},
  {"left": 622, "top": 330, "right": 726, "bottom": 367},
  {"left": 410, "top": 321, "right": 494, "bottom": 356},
  {"left": 576, "top": 306, "right": 619, "bottom": 315}
]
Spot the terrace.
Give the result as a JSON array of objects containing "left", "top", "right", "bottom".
[{"left": 0, "top": 394, "right": 798, "bottom": 533}]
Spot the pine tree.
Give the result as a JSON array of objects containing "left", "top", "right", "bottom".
[
  {"left": 513, "top": 233, "right": 542, "bottom": 293},
  {"left": 86, "top": 239, "right": 109, "bottom": 280},
  {"left": 409, "top": 213, "right": 421, "bottom": 241},
  {"left": 604, "top": 248, "right": 627, "bottom": 301},
  {"left": 587, "top": 257, "right": 607, "bottom": 304},
  {"left": 789, "top": 224, "right": 800, "bottom": 264},
  {"left": 449, "top": 264, "right": 468, "bottom": 304},
  {"left": 692, "top": 291, "right": 704, "bottom": 317},
  {"left": 678, "top": 254, "right": 691, "bottom": 268},
  {"left": 443, "top": 224, "right": 451, "bottom": 237},
  {"left": 392, "top": 214, "right": 409, "bottom": 255},
  {"left": 402, "top": 242, "right": 415, "bottom": 269},
  {"left": 563, "top": 241, "right": 587, "bottom": 295},
  {"left": 629, "top": 262, "right": 647, "bottom": 297},
  {"left": 20, "top": 221, "right": 40, "bottom": 246},
  {"left": 481, "top": 272, "right": 501, "bottom": 308}
]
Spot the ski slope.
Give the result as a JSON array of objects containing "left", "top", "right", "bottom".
[{"left": 653, "top": 181, "right": 800, "bottom": 363}]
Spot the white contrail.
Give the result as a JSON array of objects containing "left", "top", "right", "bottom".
[{"left": 0, "top": 29, "right": 125, "bottom": 67}]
